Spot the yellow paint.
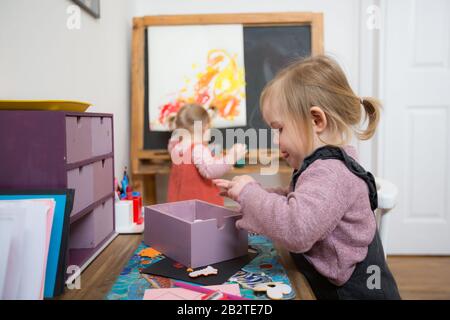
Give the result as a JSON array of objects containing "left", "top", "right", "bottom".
[{"left": 158, "top": 49, "right": 246, "bottom": 126}]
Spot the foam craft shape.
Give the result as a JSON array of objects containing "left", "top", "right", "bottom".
[
  {"left": 138, "top": 248, "right": 162, "bottom": 259},
  {"left": 189, "top": 266, "right": 218, "bottom": 278},
  {"left": 144, "top": 199, "right": 248, "bottom": 268},
  {"left": 253, "top": 282, "right": 292, "bottom": 300}
]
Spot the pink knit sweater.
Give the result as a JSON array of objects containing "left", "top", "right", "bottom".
[
  {"left": 168, "top": 139, "right": 232, "bottom": 179},
  {"left": 236, "top": 146, "right": 377, "bottom": 286}
]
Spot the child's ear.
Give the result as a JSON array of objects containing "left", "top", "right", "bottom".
[
  {"left": 310, "top": 106, "right": 327, "bottom": 133},
  {"left": 167, "top": 114, "right": 177, "bottom": 131}
]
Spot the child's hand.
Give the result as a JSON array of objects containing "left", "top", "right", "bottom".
[
  {"left": 227, "top": 143, "right": 247, "bottom": 164},
  {"left": 213, "top": 175, "right": 255, "bottom": 201}
]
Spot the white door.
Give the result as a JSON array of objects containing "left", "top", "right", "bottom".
[{"left": 382, "top": 0, "right": 450, "bottom": 254}]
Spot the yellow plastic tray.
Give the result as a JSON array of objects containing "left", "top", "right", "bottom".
[{"left": 0, "top": 100, "right": 91, "bottom": 112}]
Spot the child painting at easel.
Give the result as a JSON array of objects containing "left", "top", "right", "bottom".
[{"left": 167, "top": 104, "right": 246, "bottom": 206}]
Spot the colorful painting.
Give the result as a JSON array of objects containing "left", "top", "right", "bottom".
[{"left": 147, "top": 25, "right": 247, "bottom": 131}]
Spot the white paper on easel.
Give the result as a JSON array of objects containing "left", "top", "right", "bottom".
[
  {"left": 0, "top": 200, "right": 54, "bottom": 300},
  {"left": 148, "top": 25, "right": 247, "bottom": 131}
]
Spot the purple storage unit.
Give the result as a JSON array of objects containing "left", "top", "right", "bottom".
[
  {"left": 144, "top": 200, "right": 248, "bottom": 268},
  {"left": 0, "top": 110, "right": 116, "bottom": 272}
]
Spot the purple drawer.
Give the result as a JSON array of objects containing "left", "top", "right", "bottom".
[
  {"left": 93, "top": 198, "right": 114, "bottom": 247},
  {"left": 69, "top": 197, "right": 114, "bottom": 249},
  {"left": 67, "top": 164, "right": 94, "bottom": 215},
  {"left": 91, "top": 117, "right": 112, "bottom": 157},
  {"left": 66, "top": 116, "right": 92, "bottom": 163},
  {"left": 93, "top": 158, "right": 113, "bottom": 202}
]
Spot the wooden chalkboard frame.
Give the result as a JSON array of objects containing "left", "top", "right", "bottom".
[{"left": 130, "top": 13, "right": 323, "bottom": 203}]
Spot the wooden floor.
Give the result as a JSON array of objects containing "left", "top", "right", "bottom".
[
  {"left": 58, "top": 235, "right": 143, "bottom": 300},
  {"left": 58, "top": 234, "right": 450, "bottom": 300}
]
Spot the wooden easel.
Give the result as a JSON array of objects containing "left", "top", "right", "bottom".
[{"left": 130, "top": 12, "right": 324, "bottom": 205}]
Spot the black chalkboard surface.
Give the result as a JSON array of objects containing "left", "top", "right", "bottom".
[{"left": 143, "top": 25, "right": 312, "bottom": 150}]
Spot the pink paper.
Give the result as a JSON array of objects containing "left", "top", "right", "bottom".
[
  {"left": 39, "top": 200, "right": 55, "bottom": 300},
  {"left": 143, "top": 283, "right": 241, "bottom": 300}
]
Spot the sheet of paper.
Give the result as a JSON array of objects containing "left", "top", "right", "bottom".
[
  {"left": 0, "top": 204, "right": 26, "bottom": 299},
  {"left": 143, "top": 283, "right": 241, "bottom": 300},
  {"left": 0, "top": 218, "right": 12, "bottom": 297},
  {"left": 18, "top": 199, "right": 54, "bottom": 299},
  {"left": 41, "top": 200, "right": 55, "bottom": 298},
  {"left": 0, "top": 192, "right": 71, "bottom": 298},
  {"left": 0, "top": 214, "right": 16, "bottom": 298},
  {"left": 148, "top": 24, "right": 247, "bottom": 131},
  {"left": 0, "top": 199, "right": 55, "bottom": 299}
]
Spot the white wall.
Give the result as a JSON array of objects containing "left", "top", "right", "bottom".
[
  {"left": 0, "top": 0, "right": 376, "bottom": 202},
  {"left": 134, "top": 0, "right": 366, "bottom": 203},
  {"left": 135, "top": 0, "right": 361, "bottom": 88},
  {"left": 0, "top": 0, "right": 134, "bottom": 178}
]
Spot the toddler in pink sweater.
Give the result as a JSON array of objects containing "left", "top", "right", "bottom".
[{"left": 215, "top": 55, "right": 400, "bottom": 300}]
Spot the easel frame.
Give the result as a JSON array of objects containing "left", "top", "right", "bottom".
[{"left": 130, "top": 12, "right": 324, "bottom": 204}]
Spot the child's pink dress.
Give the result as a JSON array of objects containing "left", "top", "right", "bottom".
[{"left": 167, "top": 140, "right": 232, "bottom": 206}]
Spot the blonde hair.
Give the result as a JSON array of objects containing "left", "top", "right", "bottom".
[
  {"left": 169, "top": 104, "right": 210, "bottom": 132},
  {"left": 260, "top": 55, "right": 381, "bottom": 151}
]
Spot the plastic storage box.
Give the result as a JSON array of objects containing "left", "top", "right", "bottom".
[{"left": 144, "top": 200, "right": 248, "bottom": 268}]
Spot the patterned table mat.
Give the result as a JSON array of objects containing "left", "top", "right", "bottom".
[{"left": 106, "top": 234, "right": 296, "bottom": 300}]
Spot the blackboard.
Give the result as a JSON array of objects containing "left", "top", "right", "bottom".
[{"left": 143, "top": 25, "right": 312, "bottom": 150}]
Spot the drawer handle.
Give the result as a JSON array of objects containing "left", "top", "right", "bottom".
[
  {"left": 79, "top": 166, "right": 83, "bottom": 174},
  {"left": 77, "top": 116, "right": 82, "bottom": 127},
  {"left": 102, "top": 159, "right": 105, "bottom": 168},
  {"left": 100, "top": 117, "right": 104, "bottom": 125}
]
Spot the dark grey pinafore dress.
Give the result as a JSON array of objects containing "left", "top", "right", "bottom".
[{"left": 289, "top": 146, "right": 401, "bottom": 300}]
